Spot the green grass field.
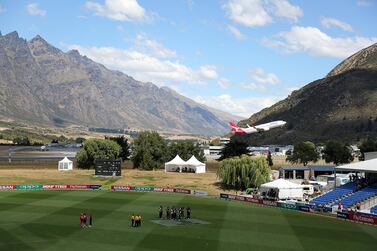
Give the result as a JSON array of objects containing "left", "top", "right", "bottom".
[{"left": 0, "top": 191, "right": 376, "bottom": 251}]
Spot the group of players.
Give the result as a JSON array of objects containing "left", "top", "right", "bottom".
[
  {"left": 79, "top": 213, "right": 93, "bottom": 228},
  {"left": 159, "top": 206, "right": 191, "bottom": 221},
  {"left": 131, "top": 214, "right": 142, "bottom": 227}
]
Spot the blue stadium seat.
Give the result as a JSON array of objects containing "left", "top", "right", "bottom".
[
  {"left": 337, "top": 183, "right": 377, "bottom": 208},
  {"left": 310, "top": 182, "right": 356, "bottom": 206},
  {"left": 370, "top": 204, "right": 377, "bottom": 215}
]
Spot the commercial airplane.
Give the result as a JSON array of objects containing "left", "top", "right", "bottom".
[{"left": 229, "top": 120, "right": 287, "bottom": 135}]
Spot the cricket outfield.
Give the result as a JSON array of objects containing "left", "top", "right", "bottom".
[{"left": 0, "top": 190, "right": 376, "bottom": 251}]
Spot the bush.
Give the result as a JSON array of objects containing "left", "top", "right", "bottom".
[
  {"left": 217, "top": 155, "right": 270, "bottom": 190},
  {"left": 131, "top": 131, "right": 167, "bottom": 170},
  {"left": 167, "top": 141, "right": 205, "bottom": 162},
  {"left": 76, "top": 139, "right": 121, "bottom": 169}
]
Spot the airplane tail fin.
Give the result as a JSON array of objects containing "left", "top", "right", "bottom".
[
  {"left": 229, "top": 122, "right": 242, "bottom": 133},
  {"left": 229, "top": 122, "right": 239, "bottom": 128}
]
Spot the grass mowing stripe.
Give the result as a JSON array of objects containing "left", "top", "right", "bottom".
[
  {"left": 1, "top": 191, "right": 377, "bottom": 251},
  {"left": 39, "top": 191, "right": 145, "bottom": 250},
  {"left": 281, "top": 208, "right": 376, "bottom": 250},
  {"left": 0, "top": 191, "right": 106, "bottom": 250}
]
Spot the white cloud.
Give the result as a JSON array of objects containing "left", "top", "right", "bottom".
[
  {"left": 270, "top": 0, "right": 303, "bottom": 22},
  {"left": 264, "top": 26, "right": 377, "bottom": 58},
  {"left": 227, "top": 25, "right": 246, "bottom": 40},
  {"left": 134, "top": 33, "right": 177, "bottom": 58},
  {"left": 223, "top": 0, "right": 272, "bottom": 27},
  {"left": 26, "top": 3, "right": 46, "bottom": 16},
  {"left": 85, "top": 0, "right": 148, "bottom": 22},
  {"left": 198, "top": 65, "right": 218, "bottom": 79},
  {"left": 240, "top": 83, "right": 267, "bottom": 92},
  {"left": 320, "top": 17, "right": 353, "bottom": 32},
  {"left": 0, "top": 4, "right": 6, "bottom": 13},
  {"left": 69, "top": 44, "right": 219, "bottom": 86},
  {"left": 223, "top": 0, "right": 302, "bottom": 27},
  {"left": 357, "top": 0, "right": 373, "bottom": 7},
  {"left": 250, "top": 67, "right": 280, "bottom": 85},
  {"left": 194, "top": 94, "right": 282, "bottom": 117}
]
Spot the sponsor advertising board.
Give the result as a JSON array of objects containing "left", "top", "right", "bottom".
[
  {"left": 349, "top": 212, "right": 377, "bottom": 225},
  {"left": 191, "top": 190, "right": 208, "bottom": 196},
  {"left": 279, "top": 202, "right": 298, "bottom": 210},
  {"left": 111, "top": 186, "right": 132, "bottom": 191},
  {"left": 16, "top": 185, "right": 42, "bottom": 190},
  {"left": 111, "top": 186, "right": 193, "bottom": 194},
  {"left": 0, "top": 185, "right": 15, "bottom": 190}
]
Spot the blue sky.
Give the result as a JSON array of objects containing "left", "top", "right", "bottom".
[{"left": 1, "top": 0, "right": 377, "bottom": 118}]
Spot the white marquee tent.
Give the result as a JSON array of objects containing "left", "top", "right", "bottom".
[
  {"left": 165, "top": 155, "right": 187, "bottom": 173},
  {"left": 58, "top": 157, "right": 73, "bottom": 171},
  {"left": 186, "top": 155, "right": 206, "bottom": 173},
  {"left": 259, "top": 179, "right": 304, "bottom": 200}
]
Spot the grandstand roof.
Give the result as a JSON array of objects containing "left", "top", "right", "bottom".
[
  {"left": 280, "top": 165, "right": 335, "bottom": 171},
  {"left": 336, "top": 158, "right": 377, "bottom": 173}
]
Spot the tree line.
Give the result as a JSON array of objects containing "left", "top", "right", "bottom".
[{"left": 76, "top": 132, "right": 205, "bottom": 169}]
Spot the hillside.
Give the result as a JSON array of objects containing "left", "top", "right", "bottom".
[
  {"left": 239, "top": 43, "right": 377, "bottom": 144},
  {"left": 0, "top": 31, "right": 239, "bottom": 135}
]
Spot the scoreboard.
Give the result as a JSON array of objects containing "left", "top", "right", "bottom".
[{"left": 95, "top": 159, "right": 121, "bottom": 176}]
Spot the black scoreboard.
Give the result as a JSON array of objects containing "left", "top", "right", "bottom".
[{"left": 95, "top": 159, "right": 121, "bottom": 176}]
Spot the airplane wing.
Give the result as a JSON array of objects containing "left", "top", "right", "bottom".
[{"left": 254, "top": 125, "right": 270, "bottom": 132}]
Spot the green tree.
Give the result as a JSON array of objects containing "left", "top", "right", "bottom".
[
  {"left": 75, "top": 137, "right": 86, "bottom": 144},
  {"left": 286, "top": 141, "right": 318, "bottom": 166},
  {"left": 217, "top": 155, "right": 270, "bottom": 190},
  {"left": 131, "top": 131, "right": 167, "bottom": 170},
  {"left": 167, "top": 141, "right": 205, "bottom": 162},
  {"left": 358, "top": 136, "right": 377, "bottom": 160},
  {"left": 322, "top": 141, "right": 353, "bottom": 165},
  {"left": 266, "top": 151, "right": 273, "bottom": 166},
  {"left": 76, "top": 139, "right": 121, "bottom": 169},
  {"left": 108, "top": 136, "right": 131, "bottom": 161},
  {"left": 13, "top": 136, "right": 30, "bottom": 145},
  {"left": 219, "top": 138, "right": 249, "bottom": 160}
]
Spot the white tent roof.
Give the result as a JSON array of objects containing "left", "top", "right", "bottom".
[
  {"left": 165, "top": 155, "right": 186, "bottom": 166},
  {"left": 336, "top": 158, "right": 377, "bottom": 173},
  {"left": 59, "top": 157, "right": 72, "bottom": 163},
  {"left": 186, "top": 155, "right": 205, "bottom": 166},
  {"left": 260, "top": 178, "right": 304, "bottom": 189}
]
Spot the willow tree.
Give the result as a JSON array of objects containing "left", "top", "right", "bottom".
[{"left": 217, "top": 155, "right": 270, "bottom": 190}]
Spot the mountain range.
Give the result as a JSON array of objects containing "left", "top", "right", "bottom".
[
  {"left": 239, "top": 42, "right": 377, "bottom": 144},
  {"left": 0, "top": 31, "right": 239, "bottom": 136}
]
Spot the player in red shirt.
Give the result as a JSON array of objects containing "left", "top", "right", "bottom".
[{"left": 80, "top": 213, "right": 84, "bottom": 228}]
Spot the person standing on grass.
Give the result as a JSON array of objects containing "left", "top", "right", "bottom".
[
  {"left": 186, "top": 207, "right": 191, "bottom": 220},
  {"left": 159, "top": 206, "right": 163, "bottom": 219},
  {"left": 166, "top": 206, "right": 170, "bottom": 220},
  {"left": 131, "top": 214, "right": 135, "bottom": 227},
  {"left": 178, "top": 207, "right": 182, "bottom": 221},
  {"left": 138, "top": 214, "right": 142, "bottom": 227},
  {"left": 80, "top": 213, "right": 84, "bottom": 228},
  {"left": 89, "top": 214, "right": 93, "bottom": 227},
  {"left": 82, "top": 213, "right": 87, "bottom": 228}
]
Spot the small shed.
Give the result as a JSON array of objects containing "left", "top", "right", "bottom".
[{"left": 58, "top": 157, "right": 73, "bottom": 171}]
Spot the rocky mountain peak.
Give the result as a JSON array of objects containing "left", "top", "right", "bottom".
[
  {"left": 3, "top": 31, "right": 19, "bottom": 40},
  {"left": 0, "top": 32, "right": 239, "bottom": 135},
  {"left": 327, "top": 42, "right": 377, "bottom": 78}
]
